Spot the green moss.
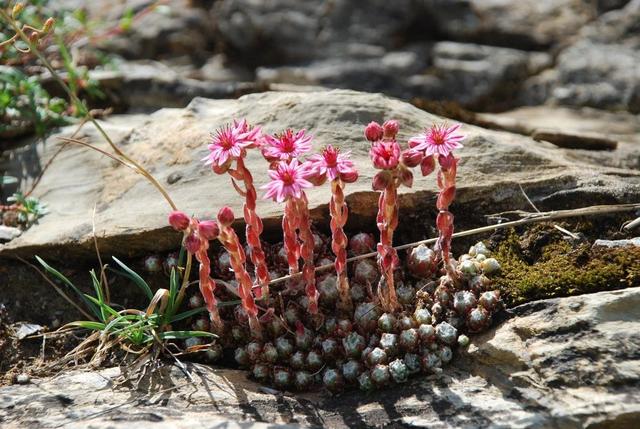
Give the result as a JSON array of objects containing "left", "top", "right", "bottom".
[{"left": 493, "top": 231, "right": 640, "bottom": 306}]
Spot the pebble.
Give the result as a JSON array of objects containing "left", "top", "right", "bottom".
[{"left": 16, "top": 373, "right": 30, "bottom": 384}]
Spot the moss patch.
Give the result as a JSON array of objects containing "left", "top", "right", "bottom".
[{"left": 492, "top": 228, "right": 640, "bottom": 306}]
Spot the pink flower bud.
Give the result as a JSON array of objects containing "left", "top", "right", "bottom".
[
  {"left": 398, "top": 166, "right": 413, "bottom": 188},
  {"left": 168, "top": 211, "right": 190, "bottom": 231},
  {"left": 364, "top": 121, "right": 384, "bottom": 142},
  {"left": 383, "top": 120, "right": 399, "bottom": 139},
  {"left": 370, "top": 140, "right": 400, "bottom": 170},
  {"left": 198, "top": 220, "right": 220, "bottom": 241},
  {"left": 340, "top": 169, "right": 358, "bottom": 184},
  {"left": 438, "top": 153, "right": 456, "bottom": 170},
  {"left": 217, "top": 206, "right": 235, "bottom": 227},
  {"left": 401, "top": 149, "right": 423, "bottom": 168},
  {"left": 185, "top": 232, "right": 200, "bottom": 254},
  {"left": 212, "top": 160, "right": 231, "bottom": 175},
  {"left": 372, "top": 171, "right": 392, "bottom": 191},
  {"left": 420, "top": 155, "right": 436, "bottom": 176}
]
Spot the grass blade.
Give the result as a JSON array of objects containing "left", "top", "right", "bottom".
[
  {"left": 35, "top": 256, "right": 101, "bottom": 319},
  {"left": 170, "top": 306, "right": 206, "bottom": 323},
  {"left": 111, "top": 256, "right": 153, "bottom": 300}
]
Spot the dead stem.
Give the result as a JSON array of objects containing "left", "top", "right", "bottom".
[{"left": 267, "top": 202, "right": 640, "bottom": 285}]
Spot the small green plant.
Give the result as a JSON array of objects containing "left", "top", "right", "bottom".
[
  {"left": 6, "top": 190, "right": 46, "bottom": 225},
  {"left": 0, "top": 67, "right": 68, "bottom": 138},
  {"left": 35, "top": 254, "right": 215, "bottom": 356}
]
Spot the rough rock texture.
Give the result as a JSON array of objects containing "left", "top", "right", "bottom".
[
  {"left": 520, "top": 0, "right": 640, "bottom": 112},
  {"left": 1, "top": 90, "right": 639, "bottom": 260},
  {"left": 1, "top": 287, "right": 638, "bottom": 428},
  {"left": 478, "top": 106, "right": 640, "bottom": 169}
]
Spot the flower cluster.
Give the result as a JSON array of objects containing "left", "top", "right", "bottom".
[{"left": 165, "top": 117, "right": 501, "bottom": 395}]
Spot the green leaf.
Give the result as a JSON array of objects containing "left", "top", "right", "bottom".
[
  {"left": 155, "top": 330, "right": 216, "bottom": 341},
  {"left": 36, "top": 256, "right": 101, "bottom": 319},
  {"left": 67, "top": 321, "right": 106, "bottom": 331},
  {"left": 0, "top": 176, "right": 17, "bottom": 185},
  {"left": 84, "top": 294, "right": 120, "bottom": 321},
  {"left": 111, "top": 257, "right": 153, "bottom": 300},
  {"left": 170, "top": 306, "right": 206, "bottom": 323}
]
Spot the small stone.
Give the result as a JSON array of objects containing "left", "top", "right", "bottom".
[
  {"left": 166, "top": 171, "right": 183, "bottom": 184},
  {"left": 16, "top": 374, "right": 29, "bottom": 384}
]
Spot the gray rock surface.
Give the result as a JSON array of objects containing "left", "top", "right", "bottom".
[
  {"left": 520, "top": 0, "right": 640, "bottom": 112},
  {"left": 1, "top": 90, "right": 639, "bottom": 259},
  {"left": 1, "top": 287, "right": 638, "bottom": 428}
]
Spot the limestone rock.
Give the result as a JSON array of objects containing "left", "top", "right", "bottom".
[{"left": 1, "top": 90, "right": 639, "bottom": 260}]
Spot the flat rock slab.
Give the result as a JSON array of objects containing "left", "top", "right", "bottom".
[
  {"left": 1, "top": 90, "right": 639, "bottom": 260},
  {"left": 1, "top": 287, "right": 638, "bottom": 428}
]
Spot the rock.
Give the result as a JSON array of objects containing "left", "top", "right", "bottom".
[
  {"left": 214, "top": 0, "right": 416, "bottom": 64},
  {"left": 0, "top": 226, "right": 21, "bottom": 243},
  {"left": 477, "top": 106, "right": 640, "bottom": 170},
  {"left": 46, "top": 61, "right": 263, "bottom": 111},
  {"left": 520, "top": 1, "right": 640, "bottom": 112},
  {"left": 531, "top": 130, "right": 617, "bottom": 151},
  {"left": 14, "top": 374, "right": 29, "bottom": 385},
  {"left": 1, "top": 288, "right": 638, "bottom": 428},
  {"left": 460, "top": 287, "right": 640, "bottom": 429},
  {"left": 422, "top": 0, "right": 595, "bottom": 49},
  {"left": 410, "top": 42, "right": 548, "bottom": 109},
  {"left": 52, "top": 0, "right": 216, "bottom": 61},
  {"left": 1, "top": 90, "right": 639, "bottom": 261}
]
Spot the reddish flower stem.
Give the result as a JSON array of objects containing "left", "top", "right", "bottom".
[
  {"left": 376, "top": 180, "right": 400, "bottom": 312},
  {"left": 283, "top": 200, "right": 300, "bottom": 275},
  {"left": 295, "top": 194, "right": 319, "bottom": 314},
  {"left": 194, "top": 239, "right": 223, "bottom": 333},
  {"left": 329, "top": 179, "right": 351, "bottom": 310},
  {"left": 435, "top": 156, "right": 458, "bottom": 277},
  {"left": 218, "top": 225, "right": 262, "bottom": 339},
  {"left": 236, "top": 158, "right": 270, "bottom": 301}
]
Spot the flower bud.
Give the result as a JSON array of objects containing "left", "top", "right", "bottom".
[
  {"left": 420, "top": 155, "right": 436, "bottom": 176},
  {"left": 438, "top": 153, "right": 456, "bottom": 170},
  {"left": 372, "top": 171, "right": 391, "bottom": 191},
  {"left": 185, "top": 232, "right": 200, "bottom": 254},
  {"left": 401, "top": 149, "right": 423, "bottom": 168},
  {"left": 211, "top": 159, "right": 231, "bottom": 175},
  {"left": 364, "top": 121, "right": 384, "bottom": 142},
  {"left": 43, "top": 17, "right": 55, "bottom": 33},
  {"left": 340, "top": 169, "right": 358, "bottom": 184},
  {"left": 168, "top": 210, "right": 190, "bottom": 231},
  {"left": 217, "top": 206, "right": 235, "bottom": 227},
  {"left": 198, "top": 220, "right": 220, "bottom": 241},
  {"left": 382, "top": 120, "right": 399, "bottom": 139},
  {"left": 398, "top": 166, "right": 413, "bottom": 188},
  {"left": 12, "top": 3, "right": 24, "bottom": 19}
]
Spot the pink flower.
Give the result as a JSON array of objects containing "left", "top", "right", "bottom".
[
  {"left": 408, "top": 123, "right": 464, "bottom": 157},
  {"left": 261, "top": 129, "right": 313, "bottom": 162},
  {"left": 370, "top": 139, "right": 400, "bottom": 170},
  {"left": 168, "top": 210, "right": 190, "bottom": 231},
  {"left": 204, "top": 120, "right": 261, "bottom": 168},
  {"left": 262, "top": 159, "right": 313, "bottom": 203},
  {"left": 308, "top": 145, "right": 356, "bottom": 182}
]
